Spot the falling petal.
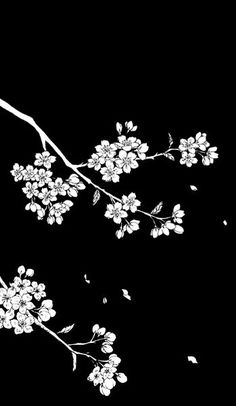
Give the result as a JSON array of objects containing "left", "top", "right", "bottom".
[
  {"left": 188, "top": 356, "right": 198, "bottom": 364},
  {"left": 122, "top": 289, "right": 131, "bottom": 301},
  {"left": 103, "top": 297, "right": 108, "bottom": 304},
  {"left": 84, "top": 274, "right": 90, "bottom": 284},
  {"left": 190, "top": 185, "right": 198, "bottom": 191},
  {"left": 223, "top": 220, "right": 227, "bottom": 226}
]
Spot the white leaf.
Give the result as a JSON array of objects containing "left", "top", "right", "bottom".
[
  {"left": 57, "top": 323, "right": 75, "bottom": 334},
  {"left": 122, "top": 289, "right": 131, "bottom": 301},
  {"left": 131, "top": 125, "right": 138, "bottom": 131},
  {"left": 190, "top": 185, "right": 198, "bottom": 191},
  {"left": 168, "top": 132, "right": 173, "bottom": 147},
  {"left": 223, "top": 220, "right": 227, "bottom": 226},
  {"left": 93, "top": 189, "right": 101, "bottom": 205},
  {"left": 188, "top": 355, "right": 198, "bottom": 364},
  {"left": 84, "top": 274, "right": 90, "bottom": 284},
  {"left": 116, "top": 122, "right": 122, "bottom": 135},
  {"left": 103, "top": 297, "right": 108, "bottom": 304},
  {"left": 72, "top": 353, "right": 77, "bottom": 371},
  {"left": 151, "top": 201, "right": 163, "bottom": 215}
]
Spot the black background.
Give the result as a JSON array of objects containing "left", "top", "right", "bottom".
[{"left": 0, "top": 8, "right": 233, "bottom": 403}]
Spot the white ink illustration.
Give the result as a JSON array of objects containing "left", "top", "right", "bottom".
[
  {"left": 0, "top": 98, "right": 218, "bottom": 238},
  {"left": 0, "top": 266, "right": 127, "bottom": 397}
]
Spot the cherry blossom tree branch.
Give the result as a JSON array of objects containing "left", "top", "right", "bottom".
[
  {"left": 0, "top": 274, "right": 106, "bottom": 366},
  {"left": 0, "top": 97, "right": 175, "bottom": 224}
]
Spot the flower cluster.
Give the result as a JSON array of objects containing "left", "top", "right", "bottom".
[
  {"left": 150, "top": 204, "right": 185, "bottom": 238},
  {"left": 10, "top": 151, "right": 86, "bottom": 224},
  {"left": 178, "top": 132, "right": 218, "bottom": 167},
  {"left": 0, "top": 265, "right": 56, "bottom": 334},
  {"left": 88, "top": 323, "right": 127, "bottom": 396},
  {"left": 104, "top": 193, "right": 141, "bottom": 238},
  {"left": 88, "top": 121, "right": 149, "bottom": 182}
]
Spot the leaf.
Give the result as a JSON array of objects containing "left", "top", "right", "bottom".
[
  {"left": 103, "top": 297, "right": 108, "bottom": 304},
  {"left": 58, "top": 323, "right": 75, "bottom": 334},
  {"left": 93, "top": 189, "right": 101, "bottom": 206},
  {"left": 223, "top": 220, "right": 227, "bottom": 226},
  {"left": 190, "top": 185, "right": 198, "bottom": 191},
  {"left": 116, "top": 122, "right": 122, "bottom": 134},
  {"left": 151, "top": 201, "right": 163, "bottom": 215},
  {"left": 164, "top": 152, "right": 175, "bottom": 161},
  {"left": 168, "top": 132, "right": 173, "bottom": 147},
  {"left": 72, "top": 353, "right": 77, "bottom": 371},
  {"left": 131, "top": 125, "right": 138, "bottom": 132}
]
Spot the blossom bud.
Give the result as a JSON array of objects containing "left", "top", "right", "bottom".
[{"left": 26, "top": 268, "right": 34, "bottom": 277}]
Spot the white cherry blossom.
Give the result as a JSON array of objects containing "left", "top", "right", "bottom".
[
  {"left": 105, "top": 202, "right": 128, "bottom": 224},
  {"left": 0, "top": 287, "right": 16, "bottom": 310},
  {"left": 202, "top": 147, "right": 219, "bottom": 166},
  {"left": 195, "top": 132, "right": 210, "bottom": 151},
  {"left": 116, "top": 150, "right": 139, "bottom": 173},
  {"left": 100, "top": 161, "right": 122, "bottom": 182},
  {"left": 22, "top": 165, "right": 38, "bottom": 181},
  {"left": 11, "top": 163, "right": 24, "bottom": 181},
  {"left": 116, "top": 135, "right": 139, "bottom": 151},
  {"left": 88, "top": 153, "right": 105, "bottom": 171},
  {"left": 122, "top": 193, "right": 141, "bottom": 212},
  {"left": 180, "top": 151, "right": 198, "bottom": 167},
  {"left": 135, "top": 142, "right": 149, "bottom": 160},
  {"left": 0, "top": 308, "right": 14, "bottom": 329},
  {"left": 35, "top": 168, "right": 52, "bottom": 187},
  {"left": 95, "top": 140, "right": 117, "bottom": 159},
  {"left": 11, "top": 312, "right": 34, "bottom": 335},
  {"left": 22, "top": 182, "right": 39, "bottom": 199},
  {"left": 178, "top": 137, "right": 196, "bottom": 154},
  {"left": 34, "top": 151, "right": 56, "bottom": 169},
  {"left": 38, "top": 188, "right": 57, "bottom": 205}
]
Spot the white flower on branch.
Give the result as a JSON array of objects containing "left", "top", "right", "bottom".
[
  {"left": 11, "top": 312, "right": 34, "bottom": 335},
  {"left": 180, "top": 151, "right": 198, "bottom": 167},
  {"left": 0, "top": 308, "right": 14, "bottom": 329},
  {"left": 172, "top": 204, "right": 185, "bottom": 224},
  {"left": 11, "top": 163, "right": 24, "bottom": 182},
  {"left": 179, "top": 137, "right": 196, "bottom": 154},
  {"left": 88, "top": 153, "right": 105, "bottom": 171},
  {"left": 202, "top": 147, "right": 219, "bottom": 166},
  {"left": 25, "top": 201, "right": 41, "bottom": 213},
  {"left": 38, "top": 299, "right": 56, "bottom": 322},
  {"left": 48, "top": 177, "right": 69, "bottom": 196},
  {"left": 116, "top": 135, "right": 139, "bottom": 151},
  {"left": 35, "top": 168, "right": 53, "bottom": 187},
  {"left": 34, "top": 151, "right": 56, "bottom": 169},
  {"left": 195, "top": 132, "right": 210, "bottom": 151},
  {"left": 122, "top": 193, "right": 141, "bottom": 212},
  {"left": 11, "top": 291, "right": 35, "bottom": 314},
  {"left": 22, "top": 181, "right": 39, "bottom": 199},
  {"left": 22, "top": 165, "right": 38, "bottom": 181},
  {"left": 95, "top": 140, "right": 117, "bottom": 159},
  {"left": 135, "top": 141, "right": 149, "bottom": 160},
  {"left": 105, "top": 202, "right": 128, "bottom": 224},
  {"left": 116, "top": 150, "right": 139, "bottom": 173},
  {"left": 100, "top": 160, "right": 122, "bottom": 182},
  {"left": 0, "top": 287, "right": 16, "bottom": 310},
  {"left": 38, "top": 187, "right": 57, "bottom": 205}
]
